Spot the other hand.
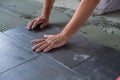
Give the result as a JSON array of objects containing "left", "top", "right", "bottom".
[{"left": 26, "top": 16, "right": 49, "bottom": 30}]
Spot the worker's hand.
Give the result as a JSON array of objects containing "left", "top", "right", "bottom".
[
  {"left": 26, "top": 16, "right": 49, "bottom": 30},
  {"left": 31, "top": 34, "right": 68, "bottom": 52}
]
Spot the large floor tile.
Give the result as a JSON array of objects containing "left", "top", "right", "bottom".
[
  {"left": 0, "top": 55, "right": 87, "bottom": 80},
  {"left": 0, "top": 33, "right": 40, "bottom": 73},
  {"left": 73, "top": 47, "right": 120, "bottom": 80},
  {"left": 5, "top": 26, "right": 105, "bottom": 68}
]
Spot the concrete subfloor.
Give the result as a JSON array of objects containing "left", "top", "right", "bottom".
[{"left": 0, "top": 0, "right": 120, "bottom": 52}]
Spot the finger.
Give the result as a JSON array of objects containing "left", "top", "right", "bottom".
[
  {"left": 36, "top": 43, "right": 50, "bottom": 52},
  {"left": 43, "top": 44, "right": 54, "bottom": 52},
  {"left": 31, "top": 20, "right": 40, "bottom": 29},
  {"left": 32, "top": 41, "right": 46, "bottom": 51},
  {"left": 43, "top": 35, "right": 51, "bottom": 40},
  {"left": 31, "top": 17, "right": 45, "bottom": 29},
  {"left": 40, "top": 23, "right": 47, "bottom": 29},
  {"left": 26, "top": 20, "right": 35, "bottom": 30},
  {"left": 31, "top": 39, "right": 45, "bottom": 44}
]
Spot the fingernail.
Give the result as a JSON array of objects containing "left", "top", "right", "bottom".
[
  {"left": 31, "top": 47, "right": 35, "bottom": 51},
  {"left": 36, "top": 49, "right": 39, "bottom": 52},
  {"left": 44, "top": 35, "right": 48, "bottom": 38}
]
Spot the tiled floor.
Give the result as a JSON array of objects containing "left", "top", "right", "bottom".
[{"left": 0, "top": 25, "right": 120, "bottom": 80}]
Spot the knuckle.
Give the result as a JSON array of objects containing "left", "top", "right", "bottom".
[
  {"left": 30, "top": 20, "right": 33, "bottom": 23},
  {"left": 41, "top": 17, "right": 46, "bottom": 20}
]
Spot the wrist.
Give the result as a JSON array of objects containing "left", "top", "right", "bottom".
[
  {"left": 41, "top": 8, "right": 51, "bottom": 19},
  {"left": 40, "top": 13, "right": 49, "bottom": 19},
  {"left": 59, "top": 32, "right": 71, "bottom": 41},
  {"left": 38, "top": 14, "right": 49, "bottom": 21}
]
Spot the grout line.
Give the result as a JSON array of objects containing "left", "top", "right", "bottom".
[
  {"left": 41, "top": 53, "right": 89, "bottom": 80},
  {"left": 71, "top": 49, "right": 104, "bottom": 69},
  {"left": 71, "top": 54, "right": 95, "bottom": 69},
  {"left": 3, "top": 32, "right": 35, "bottom": 54},
  {"left": 0, "top": 33, "right": 42, "bottom": 74},
  {"left": 0, "top": 55, "right": 41, "bottom": 74}
]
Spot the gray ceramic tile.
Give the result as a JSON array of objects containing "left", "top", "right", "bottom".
[
  {"left": 4, "top": 24, "right": 61, "bottom": 49},
  {"left": 5, "top": 25, "right": 105, "bottom": 68},
  {"left": 45, "top": 35, "right": 105, "bottom": 68},
  {"left": 73, "top": 47, "right": 120, "bottom": 80},
  {"left": 0, "top": 55, "right": 87, "bottom": 80},
  {"left": 0, "top": 33, "right": 40, "bottom": 73}
]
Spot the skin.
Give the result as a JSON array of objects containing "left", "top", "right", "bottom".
[{"left": 26, "top": 0, "right": 100, "bottom": 52}]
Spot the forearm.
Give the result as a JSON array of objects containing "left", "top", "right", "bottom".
[
  {"left": 60, "top": 0, "right": 99, "bottom": 39},
  {"left": 41, "top": 0, "right": 55, "bottom": 18}
]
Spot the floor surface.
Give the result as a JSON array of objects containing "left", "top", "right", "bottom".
[
  {"left": 0, "top": 25, "right": 120, "bottom": 80},
  {"left": 0, "top": 0, "right": 120, "bottom": 80}
]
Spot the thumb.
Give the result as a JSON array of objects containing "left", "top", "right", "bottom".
[
  {"left": 40, "top": 23, "right": 46, "bottom": 29},
  {"left": 44, "top": 35, "right": 52, "bottom": 38}
]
